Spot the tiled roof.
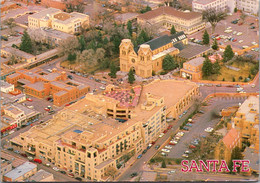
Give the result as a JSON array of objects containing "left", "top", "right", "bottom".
[
  {"left": 193, "top": 0, "right": 217, "bottom": 5},
  {"left": 222, "top": 128, "right": 240, "bottom": 149},
  {"left": 177, "top": 44, "right": 211, "bottom": 59},
  {"left": 138, "top": 6, "right": 201, "bottom": 21}
]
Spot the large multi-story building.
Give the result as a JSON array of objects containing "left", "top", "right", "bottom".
[
  {"left": 119, "top": 32, "right": 187, "bottom": 78},
  {"left": 137, "top": 6, "right": 206, "bottom": 35},
  {"left": 1, "top": 47, "right": 37, "bottom": 63},
  {"left": 28, "top": 8, "right": 89, "bottom": 34},
  {"left": 192, "top": 0, "right": 258, "bottom": 15},
  {"left": 6, "top": 68, "right": 90, "bottom": 106},
  {"left": 10, "top": 79, "right": 199, "bottom": 181},
  {"left": 230, "top": 95, "right": 259, "bottom": 150}
]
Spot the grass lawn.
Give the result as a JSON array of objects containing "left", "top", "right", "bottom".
[
  {"left": 204, "top": 61, "right": 255, "bottom": 82},
  {"left": 60, "top": 60, "right": 99, "bottom": 73},
  {"left": 155, "top": 174, "right": 167, "bottom": 181}
]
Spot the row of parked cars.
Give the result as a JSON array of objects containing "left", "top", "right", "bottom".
[{"left": 161, "top": 132, "right": 184, "bottom": 156}]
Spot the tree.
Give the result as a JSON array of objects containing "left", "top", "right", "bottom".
[
  {"left": 202, "top": 58, "right": 213, "bottom": 77},
  {"left": 222, "top": 78, "right": 225, "bottom": 81},
  {"left": 161, "top": 159, "right": 166, "bottom": 168},
  {"left": 212, "top": 38, "right": 219, "bottom": 50},
  {"left": 162, "top": 54, "right": 178, "bottom": 71},
  {"left": 238, "top": 76, "right": 243, "bottom": 80},
  {"left": 170, "top": 25, "right": 176, "bottom": 34},
  {"left": 20, "top": 31, "right": 33, "bottom": 54},
  {"left": 127, "top": 21, "right": 133, "bottom": 37},
  {"left": 109, "top": 61, "right": 117, "bottom": 78},
  {"left": 212, "top": 60, "right": 221, "bottom": 74},
  {"left": 58, "top": 37, "right": 80, "bottom": 56},
  {"left": 128, "top": 68, "right": 135, "bottom": 84},
  {"left": 105, "top": 167, "right": 117, "bottom": 180},
  {"left": 79, "top": 49, "right": 96, "bottom": 66},
  {"left": 240, "top": 13, "right": 247, "bottom": 23},
  {"left": 202, "top": 30, "right": 210, "bottom": 45},
  {"left": 140, "top": 5, "right": 152, "bottom": 13},
  {"left": 223, "top": 45, "right": 234, "bottom": 62},
  {"left": 232, "top": 77, "right": 236, "bottom": 82},
  {"left": 95, "top": 48, "right": 105, "bottom": 63},
  {"left": 65, "top": 0, "right": 84, "bottom": 13},
  {"left": 68, "top": 53, "right": 76, "bottom": 63},
  {"left": 3, "top": 18, "right": 16, "bottom": 34},
  {"left": 78, "top": 35, "right": 86, "bottom": 52},
  {"left": 234, "top": 8, "right": 237, "bottom": 13},
  {"left": 202, "top": 8, "right": 227, "bottom": 33}
]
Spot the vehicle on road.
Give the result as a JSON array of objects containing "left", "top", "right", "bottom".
[
  {"left": 33, "top": 159, "right": 42, "bottom": 164},
  {"left": 183, "top": 127, "right": 189, "bottom": 131},
  {"left": 189, "top": 145, "right": 196, "bottom": 149},
  {"left": 159, "top": 133, "right": 164, "bottom": 138},
  {"left": 185, "top": 150, "right": 190, "bottom": 154},
  {"left": 26, "top": 98, "right": 32, "bottom": 102},
  {"left": 60, "top": 170, "right": 66, "bottom": 174},
  {"left": 137, "top": 154, "right": 142, "bottom": 159},
  {"left": 130, "top": 172, "right": 138, "bottom": 178},
  {"left": 168, "top": 170, "right": 176, "bottom": 174},
  {"left": 186, "top": 123, "right": 192, "bottom": 127},
  {"left": 14, "top": 150, "right": 20, "bottom": 154},
  {"left": 252, "top": 84, "right": 256, "bottom": 88},
  {"left": 161, "top": 149, "right": 170, "bottom": 153},
  {"left": 100, "top": 86, "right": 106, "bottom": 90},
  {"left": 68, "top": 75, "right": 73, "bottom": 79},
  {"left": 147, "top": 143, "right": 153, "bottom": 149},
  {"left": 7, "top": 147, "right": 13, "bottom": 151},
  {"left": 53, "top": 167, "right": 59, "bottom": 171},
  {"left": 28, "top": 156, "right": 33, "bottom": 161},
  {"left": 216, "top": 84, "right": 222, "bottom": 87},
  {"left": 142, "top": 149, "right": 147, "bottom": 154},
  {"left": 21, "top": 153, "right": 27, "bottom": 157},
  {"left": 155, "top": 145, "right": 160, "bottom": 149},
  {"left": 68, "top": 173, "right": 74, "bottom": 178},
  {"left": 45, "top": 163, "right": 50, "bottom": 167}
]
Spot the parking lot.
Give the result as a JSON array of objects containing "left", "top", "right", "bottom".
[
  {"left": 188, "top": 12, "right": 259, "bottom": 52},
  {"left": 158, "top": 96, "right": 247, "bottom": 159}
]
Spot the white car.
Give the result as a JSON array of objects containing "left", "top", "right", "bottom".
[
  {"left": 224, "top": 30, "right": 232, "bottom": 33},
  {"left": 227, "top": 26, "right": 232, "bottom": 29},
  {"left": 237, "top": 32, "right": 242, "bottom": 36},
  {"left": 161, "top": 152, "right": 167, "bottom": 156},
  {"left": 53, "top": 167, "right": 59, "bottom": 171},
  {"left": 176, "top": 132, "right": 184, "bottom": 136},
  {"left": 165, "top": 145, "right": 173, "bottom": 149},
  {"left": 205, "top": 127, "right": 213, "bottom": 133},
  {"left": 45, "top": 163, "right": 51, "bottom": 167},
  {"left": 242, "top": 46, "right": 249, "bottom": 49},
  {"left": 159, "top": 133, "right": 164, "bottom": 138},
  {"left": 168, "top": 170, "right": 176, "bottom": 174},
  {"left": 182, "top": 154, "right": 189, "bottom": 158},
  {"left": 100, "top": 86, "right": 106, "bottom": 90},
  {"left": 174, "top": 136, "right": 180, "bottom": 140},
  {"left": 185, "top": 150, "right": 190, "bottom": 154},
  {"left": 161, "top": 149, "right": 170, "bottom": 153},
  {"left": 251, "top": 42, "right": 257, "bottom": 45},
  {"left": 224, "top": 39, "right": 228, "bottom": 42},
  {"left": 239, "top": 40, "right": 244, "bottom": 43},
  {"left": 233, "top": 31, "right": 237, "bottom": 35},
  {"left": 252, "top": 84, "right": 256, "bottom": 88},
  {"left": 170, "top": 140, "right": 178, "bottom": 144}
]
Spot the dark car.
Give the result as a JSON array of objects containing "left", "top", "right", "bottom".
[
  {"left": 142, "top": 149, "right": 147, "bottom": 154},
  {"left": 75, "top": 177, "right": 82, "bottom": 181},
  {"left": 183, "top": 127, "right": 189, "bottom": 131},
  {"left": 68, "top": 75, "right": 73, "bottom": 79},
  {"left": 70, "top": 71, "right": 76, "bottom": 74},
  {"left": 21, "top": 153, "right": 27, "bottom": 157},
  {"left": 155, "top": 145, "right": 160, "bottom": 149},
  {"left": 250, "top": 26, "right": 255, "bottom": 29},
  {"left": 130, "top": 172, "right": 138, "bottom": 178},
  {"left": 7, "top": 147, "right": 13, "bottom": 151},
  {"left": 137, "top": 154, "right": 142, "bottom": 159},
  {"left": 198, "top": 110, "right": 204, "bottom": 114},
  {"left": 60, "top": 170, "right": 66, "bottom": 174}
]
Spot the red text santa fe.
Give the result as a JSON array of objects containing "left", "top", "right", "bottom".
[{"left": 181, "top": 160, "right": 250, "bottom": 173}]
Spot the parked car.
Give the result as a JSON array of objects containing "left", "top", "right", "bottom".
[
  {"left": 142, "top": 149, "right": 147, "bottom": 154},
  {"left": 44, "top": 107, "right": 50, "bottom": 111},
  {"left": 14, "top": 150, "right": 20, "bottom": 154},
  {"left": 147, "top": 144, "right": 153, "bottom": 149},
  {"left": 68, "top": 75, "right": 73, "bottom": 79},
  {"left": 161, "top": 152, "right": 167, "bottom": 156},
  {"left": 130, "top": 172, "right": 138, "bottom": 178},
  {"left": 53, "top": 167, "right": 59, "bottom": 171},
  {"left": 165, "top": 145, "right": 173, "bottom": 149},
  {"left": 137, "top": 154, "right": 142, "bottom": 159},
  {"left": 68, "top": 173, "right": 74, "bottom": 178},
  {"left": 163, "top": 130, "right": 168, "bottom": 134},
  {"left": 28, "top": 156, "right": 33, "bottom": 161},
  {"left": 155, "top": 145, "right": 160, "bottom": 149},
  {"left": 205, "top": 127, "right": 214, "bottom": 133},
  {"left": 26, "top": 98, "right": 32, "bottom": 102},
  {"left": 161, "top": 149, "right": 170, "bottom": 153},
  {"left": 159, "top": 133, "right": 164, "bottom": 138},
  {"left": 60, "top": 170, "right": 66, "bottom": 174},
  {"left": 186, "top": 123, "right": 192, "bottom": 127},
  {"left": 21, "top": 153, "right": 27, "bottom": 157},
  {"left": 167, "top": 125, "right": 173, "bottom": 130},
  {"left": 7, "top": 147, "right": 13, "bottom": 151},
  {"left": 45, "top": 163, "right": 50, "bottom": 167},
  {"left": 183, "top": 127, "right": 189, "bottom": 131},
  {"left": 75, "top": 177, "right": 82, "bottom": 181},
  {"left": 182, "top": 154, "right": 189, "bottom": 158},
  {"left": 185, "top": 150, "right": 190, "bottom": 154},
  {"left": 189, "top": 145, "right": 196, "bottom": 149},
  {"left": 33, "top": 159, "right": 42, "bottom": 164}
]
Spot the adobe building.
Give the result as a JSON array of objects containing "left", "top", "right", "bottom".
[
  {"left": 137, "top": 6, "right": 205, "bottom": 35},
  {"left": 10, "top": 79, "right": 199, "bottom": 181},
  {"left": 119, "top": 32, "right": 187, "bottom": 78},
  {"left": 180, "top": 57, "right": 204, "bottom": 81},
  {"left": 6, "top": 68, "right": 90, "bottom": 106}
]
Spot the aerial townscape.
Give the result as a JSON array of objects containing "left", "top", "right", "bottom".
[{"left": 0, "top": 0, "right": 259, "bottom": 182}]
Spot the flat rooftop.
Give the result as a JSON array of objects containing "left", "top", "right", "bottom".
[
  {"left": 25, "top": 81, "right": 45, "bottom": 91},
  {"left": 185, "top": 57, "right": 205, "bottom": 66},
  {"left": 28, "top": 169, "right": 53, "bottom": 182},
  {"left": 2, "top": 47, "right": 35, "bottom": 59},
  {"left": 0, "top": 80, "right": 13, "bottom": 89},
  {"left": 4, "top": 161, "right": 37, "bottom": 180},
  {"left": 28, "top": 7, "right": 61, "bottom": 19},
  {"left": 237, "top": 95, "right": 259, "bottom": 122},
  {"left": 177, "top": 44, "right": 211, "bottom": 59},
  {"left": 1, "top": 150, "right": 27, "bottom": 168}
]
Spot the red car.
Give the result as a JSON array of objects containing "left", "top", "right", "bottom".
[
  {"left": 33, "top": 159, "right": 42, "bottom": 164},
  {"left": 232, "top": 39, "right": 237, "bottom": 42},
  {"left": 163, "top": 130, "right": 168, "bottom": 134},
  {"left": 169, "top": 142, "right": 176, "bottom": 145},
  {"left": 238, "top": 22, "right": 243, "bottom": 26},
  {"left": 44, "top": 108, "right": 50, "bottom": 111},
  {"left": 26, "top": 98, "right": 32, "bottom": 102},
  {"left": 216, "top": 37, "right": 221, "bottom": 40},
  {"left": 167, "top": 125, "right": 173, "bottom": 130},
  {"left": 65, "top": 103, "right": 70, "bottom": 106},
  {"left": 189, "top": 145, "right": 196, "bottom": 149},
  {"left": 151, "top": 141, "right": 156, "bottom": 145},
  {"left": 68, "top": 173, "right": 74, "bottom": 178},
  {"left": 19, "top": 32, "right": 24, "bottom": 34},
  {"left": 21, "top": 153, "right": 27, "bottom": 157}
]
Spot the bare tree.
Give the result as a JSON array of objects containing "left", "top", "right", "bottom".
[
  {"left": 3, "top": 18, "right": 16, "bottom": 35},
  {"left": 240, "top": 13, "right": 247, "bottom": 23},
  {"left": 95, "top": 48, "right": 105, "bottom": 63},
  {"left": 202, "top": 8, "right": 227, "bottom": 34},
  {"left": 80, "top": 49, "right": 96, "bottom": 66},
  {"left": 58, "top": 37, "right": 80, "bottom": 56},
  {"left": 28, "top": 28, "right": 46, "bottom": 43},
  {"left": 105, "top": 167, "right": 117, "bottom": 180}
]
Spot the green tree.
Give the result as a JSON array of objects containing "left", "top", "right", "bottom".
[
  {"left": 234, "top": 8, "right": 237, "bottom": 13},
  {"left": 202, "top": 58, "right": 213, "bottom": 77},
  {"left": 20, "top": 31, "right": 33, "bottom": 54},
  {"left": 232, "top": 77, "right": 236, "bottom": 82},
  {"left": 161, "top": 160, "right": 166, "bottom": 168},
  {"left": 127, "top": 21, "right": 133, "bottom": 37},
  {"left": 238, "top": 76, "right": 243, "bottom": 80},
  {"left": 222, "top": 78, "right": 225, "bottom": 81},
  {"left": 170, "top": 25, "right": 176, "bottom": 34},
  {"left": 78, "top": 35, "right": 86, "bottom": 52},
  {"left": 202, "top": 30, "right": 210, "bottom": 45},
  {"left": 140, "top": 5, "right": 152, "bottom": 13},
  {"left": 128, "top": 68, "right": 135, "bottom": 84},
  {"left": 212, "top": 39, "right": 219, "bottom": 50},
  {"left": 109, "top": 61, "right": 117, "bottom": 78},
  {"left": 202, "top": 8, "right": 227, "bottom": 33},
  {"left": 162, "top": 54, "right": 178, "bottom": 71},
  {"left": 223, "top": 45, "right": 234, "bottom": 62},
  {"left": 68, "top": 53, "right": 76, "bottom": 63},
  {"left": 212, "top": 61, "right": 221, "bottom": 74}
]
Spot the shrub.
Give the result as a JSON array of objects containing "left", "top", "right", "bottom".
[
  {"left": 175, "top": 158, "right": 182, "bottom": 164},
  {"left": 232, "top": 77, "right": 235, "bottom": 82},
  {"left": 161, "top": 160, "right": 166, "bottom": 168},
  {"left": 222, "top": 78, "right": 225, "bottom": 81}
]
